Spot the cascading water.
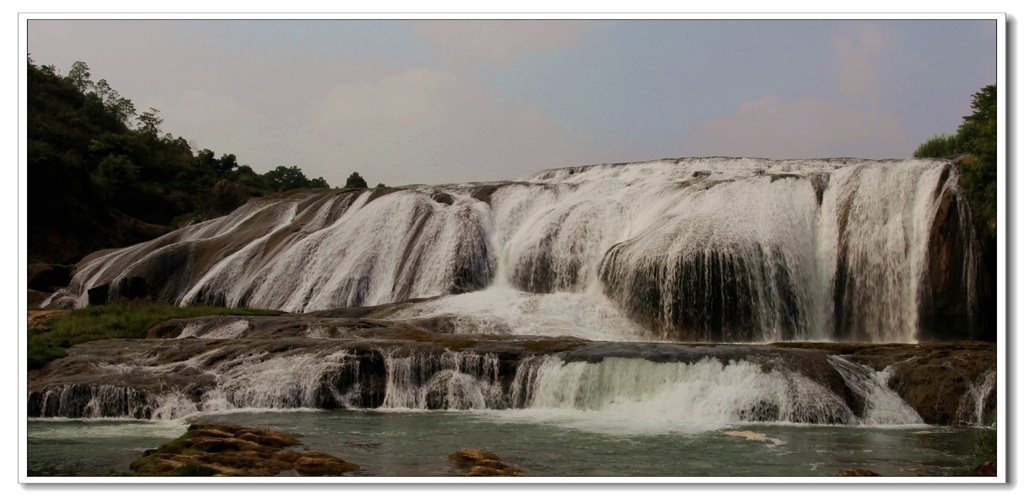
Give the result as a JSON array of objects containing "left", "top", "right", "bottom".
[
  {"left": 45, "top": 157, "right": 980, "bottom": 343},
  {"left": 826, "top": 356, "right": 924, "bottom": 425},
  {"left": 957, "top": 369, "right": 997, "bottom": 426},
  {"left": 28, "top": 333, "right": 927, "bottom": 430},
  {"left": 511, "top": 356, "right": 858, "bottom": 425}
]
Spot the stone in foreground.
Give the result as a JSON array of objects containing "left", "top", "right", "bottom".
[{"left": 129, "top": 424, "right": 359, "bottom": 477}]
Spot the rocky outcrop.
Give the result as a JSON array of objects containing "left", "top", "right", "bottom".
[
  {"left": 772, "top": 341, "right": 996, "bottom": 425},
  {"left": 129, "top": 424, "right": 359, "bottom": 476},
  {"left": 920, "top": 178, "right": 978, "bottom": 341},
  {"left": 448, "top": 449, "right": 525, "bottom": 476}
]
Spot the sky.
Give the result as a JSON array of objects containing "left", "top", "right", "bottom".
[{"left": 25, "top": 17, "right": 998, "bottom": 189}]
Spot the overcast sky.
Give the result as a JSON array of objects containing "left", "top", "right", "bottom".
[{"left": 26, "top": 18, "right": 997, "bottom": 188}]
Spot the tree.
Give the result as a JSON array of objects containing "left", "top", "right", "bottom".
[
  {"left": 136, "top": 107, "right": 164, "bottom": 137},
  {"left": 957, "top": 84, "right": 997, "bottom": 232},
  {"left": 263, "top": 165, "right": 310, "bottom": 191},
  {"left": 67, "top": 61, "right": 93, "bottom": 93},
  {"left": 218, "top": 154, "right": 238, "bottom": 174},
  {"left": 344, "top": 172, "right": 368, "bottom": 189},
  {"left": 913, "top": 134, "right": 962, "bottom": 158},
  {"left": 913, "top": 84, "right": 996, "bottom": 233}
]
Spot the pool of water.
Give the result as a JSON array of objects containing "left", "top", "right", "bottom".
[{"left": 25, "top": 409, "right": 992, "bottom": 478}]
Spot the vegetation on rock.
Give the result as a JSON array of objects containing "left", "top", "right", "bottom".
[
  {"left": 27, "top": 301, "right": 281, "bottom": 370},
  {"left": 914, "top": 84, "right": 997, "bottom": 235},
  {"left": 129, "top": 424, "right": 359, "bottom": 477},
  {"left": 344, "top": 171, "right": 368, "bottom": 189}
]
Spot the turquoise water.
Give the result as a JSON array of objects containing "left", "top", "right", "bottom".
[{"left": 26, "top": 409, "right": 990, "bottom": 478}]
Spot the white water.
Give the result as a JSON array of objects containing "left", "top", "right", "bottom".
[
  {"left": 32, "top": 346, "right": 934, "bottom": 432},
  {"left": 957, "top": 369, "right": 997, "bottom": 426},
  {"left": 826, "top": 356, "right": 924, "bottom": 425},
  {"left": 47, "top": 157, "right": 976, "bottom": 343},
  {"left": 390, "top": 286, "right": 648, "bottom": 340},
  {"left": 512, "top": 356, "right": 858, "bottom": 430}
]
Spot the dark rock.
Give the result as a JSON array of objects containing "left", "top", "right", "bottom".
[
  {"left": 448, "top": 448, "right": 524, "bottom": 476},
  {"left": 431, "top": 192, "right": 454, "bottom": 205},
  {"left": 919, "top": 184, "right": 974, "bottom": 341},
  {"left": 87, "top": 284, "right": 109, "bottom": 306},
  {"left": 835, "top": 468, "right": 881, "bottom": 476},
  {"left": 970, "top": 458, "right": 996, "bottom": 476},
  {"left": 27, "top": 264, "right": 73, "bottom": 292}
]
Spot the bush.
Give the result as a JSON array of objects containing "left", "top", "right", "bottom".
[
  {"left": 913, "top": 134, "right": 962, "bottom": 158},
  {"left": 344, "top": 172, "right": 368, "bottom": 189}
]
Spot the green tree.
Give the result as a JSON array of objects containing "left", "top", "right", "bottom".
[
  {"left": 958, "top": 85, "right": 997, "bottom": 232},
  {"left": 263, "top": 165, "right": 310, "bottom": 191},
  {"left": 66, "top": 61, "right": 93, "bottom": 93},
  {"left": 913, "top": 134, "right": 962, "bottom": 158},
  {"left": 913, "top": 84, "right": 996, "bottom": 232},
  {"left": 344, "top": 172, "right": 368, "bottom": 189},
  {"left": 217, "top": 153, "right": 238, "bottom": 175},
  {"left": 95, "top": 154, "right": 140, "bottom": 197},
  {"left": 136, "top": 107, "right": 163, "bottom": 137}
]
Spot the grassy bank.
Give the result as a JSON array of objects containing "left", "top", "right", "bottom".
[{"left": 28, "top": 301, "right": 282, "bottom": 370}]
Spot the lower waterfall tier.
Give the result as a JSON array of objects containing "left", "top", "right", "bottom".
[{"left": 27, "top": 314, "right": 996, "bottom": 427}]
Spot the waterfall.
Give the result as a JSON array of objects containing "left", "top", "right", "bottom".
[
  {"left": 957, "top": 369, "right": 997, "bottom": 426},
  {"left": 512, "top": 355, "right": 857, "bottom": 425},
  {"left": 29, "top": 344, "right": 943, "bottom": 428},
  {"left": 380, "top": 351, "right": 504, "bottom": 410},
  {"left": 27, "top": 384, "right": 197, "bottom": 420},
  {"left": 826, "top": 356, "right": 924, "bottom": 425},
  {"left": 45, "top": 157, "right": 980, "bottom": 343}
]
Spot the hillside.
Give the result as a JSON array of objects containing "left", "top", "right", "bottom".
[{"left": 26, "top": 58, "right": 331, "bottom": 285}]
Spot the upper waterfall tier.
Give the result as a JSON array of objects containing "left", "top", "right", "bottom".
[{"left": 45, "top": 157, "right": 981, "bottom": 343}]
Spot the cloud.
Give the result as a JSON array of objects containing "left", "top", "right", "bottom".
[
  {"left": 687, "top": 94, "right": 909, "bottom": 159},
  {"left": 833, "top": 24, "right": 888, "bottom": 100},
  {"left": 310, "top": 68, "right": 457, "bottom": 132},
  {"left": 685, "top": 22, "right": 930, "bottom": 160},
  {"left": 299, "top": 66, "right": 605, "bottom": 186},
  {"left": 153, "top": 90, "right": 271, "bottom": 155},
  {"left": 413, "top": 20, "right": 591, "bottom": 68}
]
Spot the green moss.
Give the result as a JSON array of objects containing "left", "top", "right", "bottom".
[
  {"left": 170, "top": 461, "right": 220, "bottom": 476},
  {"left": 27, "top": 301, "right": 283, "bottom": 370}
]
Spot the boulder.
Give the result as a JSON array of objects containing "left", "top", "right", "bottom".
[
  {"left": 129, "top": 424, "right": 358, "bottom": 477},
  {"left": 448, "top": 448, "right": 525, "bottom": 476}
]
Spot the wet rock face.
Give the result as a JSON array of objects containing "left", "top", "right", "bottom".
[
  {"left": 129, "top": 424, "right": 359, "bottom": 477},
  {"left": 919, "top": 186, "right": 975, "bottom": 341}
]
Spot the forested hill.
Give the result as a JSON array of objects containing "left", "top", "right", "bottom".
[{"left": 27, "top": 58, "right": 332, "bottom": 268}]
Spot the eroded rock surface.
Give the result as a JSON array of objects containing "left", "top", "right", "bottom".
[
  {"left": 129, "top": 424, "right": 359, "bottom": 477},
  {"left": 448, "top": 448, "right": 525, "bottom": 476}
]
